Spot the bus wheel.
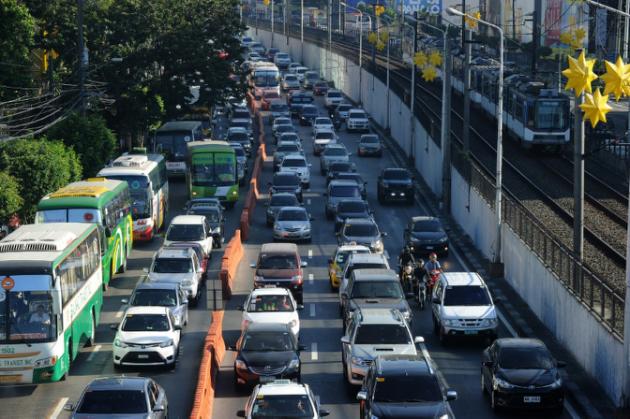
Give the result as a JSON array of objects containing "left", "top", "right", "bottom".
[
  {"left": 85, "top": 310, "right": 96, "bottom": 347},
  {"left": 62, "top": 340, "right": 73, "bottom": 381},
  {"left": 118, "top": 251, "right": 127, "bottom": 273}
]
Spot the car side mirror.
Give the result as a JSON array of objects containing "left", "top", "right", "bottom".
[
  {"left": 121, "top": 298, "right": 129, "bottom": 304},
  {"left": 298, "top": 344, "right": 307, "bottom": 351},
  {"left": 142, "top": 267, "right": 149, "bottom": 273},
  {"left": 301, "top": 261, "right": 308, "bottom": 267},
  {"left": 63, "top": 403, "right": 75, "bottom": 412},
  {"left": 109, "top": 324, "right": 118, "bottom": 331},
  {"left": 446, "top": 389, "right": 458, "bottom": 401},
  {"left": 154, "top": 404, "right": 165, "bottom": 412},
  {"left": 104, "top": 227, "right": 112, "bottom": 237},
  {"left": 250, "top": 262, "right": 256, "bottom": 268},
  {"left": 309, "top": 216, "right": 314, "bottom": 221},
  {"left": 174, "top": 323, "right": 182, "bottom": 331},
  {"left": 482, "top": 361, "right": 494, "bottom": 367},
  {"left": 237, "top": 410, "right": 246, "bottom": 417},
  {"left": 432, "top": 297, "right": 440, "bottom": 304},
  {"left": 381, "top": 232, "right": 388, "bottom": 237},
  {"left": 340, "top": 336, "right": 350, "bottom": 345},
  {"left": 319, "top": 409, "right": 331, "bottom": 417},
  {"left": 557, "top": 361, "right": 567, "bottom": 368}
]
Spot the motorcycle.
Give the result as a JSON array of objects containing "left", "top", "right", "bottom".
[
  {"left": 417, "top": 277, "right": 427, "bottom": 310},
  {"left": 401, "top": 263, "right": 414, "bottom": 294},
  {"left": 425, "top": 269, "right": 441, "bottom": 304}
]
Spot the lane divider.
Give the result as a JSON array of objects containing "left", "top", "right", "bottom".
[{"left": 219, "top": 231, "right": 243, "bottom": 300}]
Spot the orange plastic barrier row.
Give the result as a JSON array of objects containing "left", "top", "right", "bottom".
[
  {"left": 189, "top": 310, "right": 226, "bottom": 419},
  {"left": 219, "top": 230, "right": 243, "bottom": 300},
  {"left": 240, "top": 209, "right": 250, "bottom": 242},
  {"left": 246, "top": 92, "right": 256, "bottom": 113}
]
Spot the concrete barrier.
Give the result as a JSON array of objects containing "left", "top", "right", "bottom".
[
  {"left": 189, "top": 310, "right": 226, "bottom": 419},
  {"left": 219, "top": 231, "right": 243, "bottom": 300}
]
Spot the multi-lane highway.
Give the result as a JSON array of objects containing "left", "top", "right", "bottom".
[{"left": 211, "top": 85, "right": 579, "bottom": 418}]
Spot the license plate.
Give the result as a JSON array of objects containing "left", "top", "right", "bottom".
[
  {"left": 0, "top": 375, "right": 21, "bottom": 383},
  {"left": 137, "top": 354, "right": 149, "bottom": 359},
  {"left": 464, "top": 330, "right": 477, "bottom": 335},
  {"left": 426, "top": 246, "right": 433, "bottom": 249},
  {"left": 524, "top": 396, "right": 541, "bottom": 403},
  {"left": 264, "top": 284, "right": 277, "bottom": 288}
]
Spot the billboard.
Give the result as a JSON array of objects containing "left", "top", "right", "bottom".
[{"left": 343, "top": 0, "right": 442, "bottom": 16}]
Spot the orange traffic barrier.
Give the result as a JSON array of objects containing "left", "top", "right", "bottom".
[
  {"left": 247, "top": 92, "right": 256, "bottom": 113},
  {"left": 240, "top": 209, "right": 249, "bottom": 242},
  {"left": 189, "top": 310, "right": 226, "bottom": 419},
  {"left": 219, "top": 230, "right": 243, "bottom": 299}
]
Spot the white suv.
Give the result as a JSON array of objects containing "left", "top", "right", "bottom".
[
  {"left": 237, "top": 379, "right": 330, "bottom": 418},
  {"left": 325, "top": 90, "right": 343, "bottom": 109},
  {"left": 341, "top": 308, "right": 423, "bottom": 386},
  {"left": 164, "top": 215, "right": 214, "bottom": 256},
  {"left": 112, "top": 306, "right": 182, "bottom": 370},
  {"left": 148, "top": 247, "right": 204, "bottom": 305},
  {"left": 346, "top": 109, "right": 370, "bottom": 133},
  {"left": 279, "top": 154, "right": 311, "bottom": 188},
  {"left": 431, "top": 272, "right": 498, "bottom": 344}
]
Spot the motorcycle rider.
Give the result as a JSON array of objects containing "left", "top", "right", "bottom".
[
  {"left": 398, "top": 246, "right": 414, "bottom": 282},
  {"left": 424, "top": 252, "right": 442, "bottom": 290}
]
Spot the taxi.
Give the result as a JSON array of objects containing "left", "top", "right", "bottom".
[{"left": 327, "top": 243, "right": 370, "bottom": 289}]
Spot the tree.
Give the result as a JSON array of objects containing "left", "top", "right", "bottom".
[
  {"left": 47, "top": 113, "right": 117, "bottom": 177},
  {"left": 0, "top": 139, "right": 82, "bottom": 220},
  {"left": 0, "top": 172, "right": 23, "bottom": 225},
  {"left": 0, "top": 0, "right": 35, "bottom": 100}
]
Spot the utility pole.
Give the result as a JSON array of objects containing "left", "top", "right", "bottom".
[
  {"left": 462, "top": 0, "right": 472, "bottom": 156},
  {"left": 78, "top": 0, "right": 86, "bottom": 116},
  {"left": 271, "top": 0, "right": 275, "bottom": 47},
  {"left": 409, "top": 11, "right": 418, "bottom": 162},
  {"left": 512, "top": 0, "right": 516, "bottom": 40},
  {"left": 442, "top": 36, "right": 452, "bottom": 211},
  {"left": 372, "top": 2, "right": 377, "bottom": 67},
  {"left": 532, "top": 0, "right": 541, "bottom": 76}
]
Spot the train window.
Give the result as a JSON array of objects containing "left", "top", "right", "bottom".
[{"left": 514, "top": 100, "right": 524, "bottom": 123}]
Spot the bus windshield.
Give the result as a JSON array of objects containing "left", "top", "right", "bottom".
[
  {"left": 99, "top": 175, "right": 152, "bottom": 220},
  {"left": 253, "top": 72, "right": 280, "bottom": 87},
  {"left": 191, "top": 152, "right": 236, "bottom": 187},
  {"left": 155, "top": 131, "right": 190, "bottom": 159},
  {"left": 36, "top": 208, "right": 102, "bottom": 224},
  {"left": 0, "top": 275, "right": 56, "bottom": 343},
  {"left": 535, "top": 100, "right": 568, "bottom": 130}
]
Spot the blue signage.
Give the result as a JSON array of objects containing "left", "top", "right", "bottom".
[{"left": 344, "top": 0, "right": 442, "bottom": 15}]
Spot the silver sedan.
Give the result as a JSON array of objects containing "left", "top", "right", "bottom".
[{"left": 273, "top": 206, "right": 313, "bottom": 243}]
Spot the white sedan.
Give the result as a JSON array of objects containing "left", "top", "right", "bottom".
[{"left": 239, "top": 288, "right": 302, "bottom": 337}]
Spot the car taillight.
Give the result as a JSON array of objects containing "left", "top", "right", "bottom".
[{"left": 291, "top": 275, "right": 303, "bottom": 285}]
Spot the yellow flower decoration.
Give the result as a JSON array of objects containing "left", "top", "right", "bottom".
[
  {"left": 562, "top": 50, "right": 598, "bottom": 97},
  {"left": 422, "top": 66, "right": 438, "bottom": 82},
  {"left": 600, "top": 56, "right": 630, "bottom": 101},
  {"left": 574, "top": 27, "right": 586, "bottom": 42},
  {"left": 367, "top": 32, "right": 378, "bottom": 45},
  {"left": 429, "top": 50, "right": 443, "bottom": 67},
  {"left": 376, "top": 40, "right": 385, "bottom": 51},
  {"left": 413, "top": 51, "right": 427, "bottom": 67},
  {"left": 465, "top": 12, "right": 481, "bottom": 29},
  {"left": 579, "top": 88, "right": 612, "bottom": 128}
]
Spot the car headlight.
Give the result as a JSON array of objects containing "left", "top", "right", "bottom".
[
  {"left": 114, "top": 338, "right": 128, "bottom": 348},
  {"left": 493, "top": 376, "right": 514, "bottom": 390},
  {"left": 351, "top": 356, "right": 366, "bottom": 366},
  {"left": 400, "top": 309, "right": 411, "bottom": 321},
  {"left": 480, "top": 317, "right": 498, "bottom": 327},
  {"left": 254, "top": 275, "right": 264, "bottom": 283},
  {"left": 159, "top": 339, "right": 174, "bottom": 348},
  {"left": 182, "top": 279, "right": 194, "bottom": 287},
  {"left": 288, "top": 358, "right": 300, "bottom": 370},
  {"left": 443, "top": 319, "right": 458, "bottom": 327},
  {"left": 549, "top": 377, "right": 563, "bottom": 389},
  {"left": 371, "top": 240, "right": 383, "bottom": 250},
  {"left": 439, "top": 236, "right": 448, "bottom": 243},
  {"left": 212, "top": 227, "right": 221, "bottom": 235},
  {"left": 288, "top": 319, "right": 298, "bottom": 328},
  {"left": 235, "top": 359, "right": 247, "bottom": 370}
]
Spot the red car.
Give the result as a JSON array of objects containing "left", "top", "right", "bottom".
[
  {"left": 313, "top": 81, "right": 329, "bottom": 96},
  {"left": 261, "top": 91, "right": 281, "bottom": 110}
]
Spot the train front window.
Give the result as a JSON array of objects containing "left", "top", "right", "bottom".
[{"left": 536, "top": 100, "right": 567, "bottom": 130}]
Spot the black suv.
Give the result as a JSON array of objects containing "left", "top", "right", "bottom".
[
  {"left": 377, "top": 168, "right": 414, "bottom": 204},
  {"left": 357, "top": 355, "right": 457, "bottom": 419},
  {"left": 403, "top": 216, "right": 448, "bottom": 257},
  {"left": 298, "top": 104, "right": 319, "bottom": 126},
  {"left": 268, "top": 172, "right": 303, "bottom": 202}
]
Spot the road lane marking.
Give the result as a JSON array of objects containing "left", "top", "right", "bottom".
[
  {"left": 311, "top": 342, "right": 318, "bottom": 360},
  {"left": 48, "top": 397, "right": 68, "bottom": 419},
  {"left": 308, "top": 273, "right": 314, "bottom": 284},
  {"left": 307, "top": 198, "right": 311, "bottom": 205},
  {"left": 310, "top": 304, "right": 316, "bottom": 317},
  {"left": 86, "top": 344, "right": 102, "bottom": 362},
  {"left": 308, "top": 249, "right": 313, "bottom": 259}
]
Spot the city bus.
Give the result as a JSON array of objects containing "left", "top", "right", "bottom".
[
  {"left": 153, "top": 121, "right": 204, "bottom": 176},
  {"left": 249, "top": 62, "right": 281, "bottom": 99},
  {"left": 35, "top": 178, "right": 133, "bottom": 289},
  {"left": 186, "top": 141, "right": 238, "bottom": 207},
  {"left": 0, "top": 223, "right": 102, "bottom": 383},
  {"left": 97, "top": 153, "right": 169, "bottom": 241}
]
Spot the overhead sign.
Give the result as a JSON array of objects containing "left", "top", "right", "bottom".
[{"left": 399, "top": 0, "right": 442, "bottom": 15}]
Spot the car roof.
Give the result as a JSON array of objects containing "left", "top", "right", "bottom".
[
  {"left": 278, "top": 206, "right": 307, "bottom": 213},
  {"left": 441, "top": 272, "right": 485, "bottom": 286},
  {"left": 337, "top": 244, "right": 371, "bottom": 253},
  {"left": 355, "top": 308, "right": 406, "bottom": 325},
  {"left": 125, "top": 306, "right": 169, "bottom": 316},
  {"left": 282, "top": 154, "right": 306, "bottom": 161},
  {"left": 352, "top": 268, "right": 398, "bottom": 281},
  {"left": 324, "top": 143, "right": 346, "bottom": 150},
  {"left": 134, "top": 282, "right": 180, "bottom": 291},
  {"left": 249, "top": 287, "right": 292, "bottom": 297},
  {"left": 155, "top": 247, "right": 194, "bottom": 259},
  {"left": 374, "top": 355, "right": 432, "bottom": 376},
  {"left": 349, "top": 108, "right": 366, "bottom": 113},
  {"left": 343, "top": 217, "right": 377, "bottom": 225},
  {"left": 347, "top": 253, "right": 387, "bottom": 264},
  {"left": 260, "top": 242, "right": 299, "bottom": 254},
  {"left": 244, "top": 322, "right": 293, "bottom": 333},
  {"left": 329, "top": 179, "right": 360, "bottom": 187},
  {"left": 170, "top": 215, "right": 206, "bottom": 225},
  {"left": 256, "top": 380, "right": 309, "bottom": 396},
  {"left": 274, "top": 172, "right": 300, "bottom": 179},
  {"left": 85, "top": 376, "right": 150, "bottom": 391},
  {"left": 495, "top": 338, "right": 546, "bottom": 349},
  {"left": 411, "top": 215, "right": 439, "bottom": 223},
  {"left": 383, "top": 167, "right": 409, "bottom": 174},
  {"left": 270, "top": 192, "right": 299, "bottom": 200}
]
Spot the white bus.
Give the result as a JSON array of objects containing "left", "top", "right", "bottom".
[
  {"left": 0, "top": 223, "right": 102, "bottom": 383},
  {"left": 250, "top": 62, "right": 281, "bottom": 99},
  {"left": 97, "top": 153, "right": 169, "bottom": 242}
]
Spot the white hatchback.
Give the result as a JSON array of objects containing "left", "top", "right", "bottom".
[{"left": 240, "top": 288, "right": 302, "bottom": 337}]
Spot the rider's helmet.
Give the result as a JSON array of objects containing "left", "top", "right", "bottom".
[{"left": 429, "top": 252, "right": 438, "bottom": 261}]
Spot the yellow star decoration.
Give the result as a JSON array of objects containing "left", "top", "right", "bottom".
[
  {"left": 600, "top": 56, "right": 630, "bottom": 101},
  {"left": 413, "top": 51, "right": 427, "bottom": 67},
  {"left": 367, "top": 32, "right": 378, "bottom": 45},
  {"left": 380, "top": 31, "right": 389, "bottom": 43},
  {"left": 422, "top": 66, "right": 438, "bottom": 82},
  {"left": 579, "top": 88, "right": 612, "bottom": 128},
  {"left": 465, "top": 12, "right": 481, "bottom": 30},
  {"left": 429, "top": 50, "right": 442, "bottom": 67},
  {"left": 559, "top": 32, "right": 572, "bottom": 46},
  {"left": 375, "top": 5, "right": 385, "bottom": 16},
  {"left": 263, "top": 0, "right": 270, "bottom": 6},
  {"left": 376, "top": 40, "right": 385, "bottom": 51},
  {"left": 562, "top": 50, "right": 597, "bottom": 97}
]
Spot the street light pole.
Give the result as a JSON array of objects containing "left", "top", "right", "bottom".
[
  {"left": 78, "top": 0, "right": 86, "bottom": 116},
  {"left": 386, "top": 33, "right": 390, "bottom": 131},
  {"left": 271, "top": 0, "right": 275, "bottom": 47},
  {"left": 448, "top": 7, "right": 504, "bottom": 272},
  {"left": 300, "top": 0, "right": 304, "bottom": 62}
]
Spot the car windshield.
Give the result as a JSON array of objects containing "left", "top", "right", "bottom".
[
  {"left": 166, "top": 224, "right": 205, "bottom": 241},
  {"left": 328, "top": 91, "right": 342, "bottom": 97},
  {"left": 271, "top": 195, "right": 298, "bottom": 206},
  {"left": 228, "top": 132, "right": 249, "bottom": 141},
  {"left": 443, "top": 286, "right": 491, "bottom": 306},
  {"left": 251, "top": 395, "right": 314, "bottom": 418},
  {"left": 233, "top": 110, "right": 250, "bottom": 119},
  {"left": 131, "top": 289, "right": 178, "bottom": 307},
  {"left": 280, "top": 133, "right": 299, "bottom": 142},
  {"left": 361, "top": 136, "right": 379, "bottom": 144},
  {"left": 384, "top": 170, "right": 410, "bottom": 180},
  {"left": 305, "top": 72, "right": 319, "bottom": 80},
  {"left": 273, "top": 175, "right": 300, "bottom": 186},
  {"left": 315, "top": 118, "right": 331, "bottom": 125},
  {"left": 76, "top": 390, "right": 148, "bottom": 414},
  {"left": 499, "top": 347, "right": 555, "bottom": 370},
  {"left": 354, "top": 324, "right": 411, "bottom": 345},
  {"left": 316, "top": 132, "right": 334, "bottom": 140},
  {"left": 152, "top": 258, "right": 192, "bottom": 274},
  {"left": 374, "top": 376, "right": 442, "bottom": 403},
  {"left": 248, "top": 294, "right": 294, "bottom": 312},
  {"left": 338, "top": 104, "right": 352, "bottom": 112},
  {"left": 274, "top": 118, "right": 291, "bottom": 126},
  {"left": 301, "top": 107, "right": 317, "bottom": 115},
  {"left": 278, "top": 209, "right": 308, "bottom": 221},
  {"left": 242, "top": 331, "right": 295, "bottom": 351},
  {"left": 276, "top": 53, "right": 289, "bottom": 59},
  {"left": 338, "top": 201, "right": 367, "bottom": 213},
  {"left": 344, "top": 223, "right": 377, "bottom": 236},
  {"left": 155, "top": 131, "right": 189, "bottom": 158},
  {"left": 345, "top": 263, "right": 387, "bottom": 278},
  {"left": 350, "top": 281, "right": 403, "bottom": 299},
  {"left": 282, "top": 158, "right": 306, "bottom": 168},
  {"left": 349, "top": 111, "right": 366, "bottom": 119},
  {"left": 121, "top": 314, "right": 170, "bottom": 332},
  {"left": 284, "top": 75, "right": 297, "bottom": 81},
  {"left": 331, "top": 185, "right": 361, "bottom": 198},
  {"left": 259, "top": 254, "right": 297, "bottom": 269},
  {"left": 277, "top": 125, "right": 295, "bottom": 133},
  {"left": 331, "top": 164, "right": 354, "bottom": 173},
  {"left": 187, "top": 206, "right": 220, "bottom": 222},
  {"left": 324, "top": 148, "right": 347, "bottom": 156},
  {"left": 412, "top": 219, "right": 442, "bottom": 232},
  {"left": 271, "top": 103, "right": 289, "bottom": 112}
]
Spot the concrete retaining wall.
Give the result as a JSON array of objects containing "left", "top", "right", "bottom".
[{"left": 248, "top": 27, "right": 624, "bottom": 405}]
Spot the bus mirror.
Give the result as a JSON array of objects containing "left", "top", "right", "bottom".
[
  {"left": 104, "top": 227, "right": 112, "bottom": 237},
  {"left": 51, "top": 290, "right": 62, "bottom": 315}
]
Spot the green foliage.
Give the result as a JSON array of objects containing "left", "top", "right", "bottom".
[
  {"left": 0, "top": 0, "right": 35, "bottom": 100},
  {"left": 47, "top": 113, "right": 117, "bottom": 177},
  {"left": 0, "top": 172, "right": 23, "bottom": 224},
  {"left": 0, "top": 139, "right": 82, "bottom": 220}
]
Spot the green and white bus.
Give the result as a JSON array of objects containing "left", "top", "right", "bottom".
[
  {"left": 35, "top": 178, "right": 133, "bottom": 289},
  {"left": 186, "top": 141, "right": 239, "bottom": 207},
  {"left": 0, "top": 223, "right": 102, "bottom": 383}
]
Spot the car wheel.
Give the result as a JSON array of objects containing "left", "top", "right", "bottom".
[
  {"left": 439, "top": 325, "right": 448, "bottom": 346},
  {"left": 490, "top": 390, "right": 500, "bottom": 412}
]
